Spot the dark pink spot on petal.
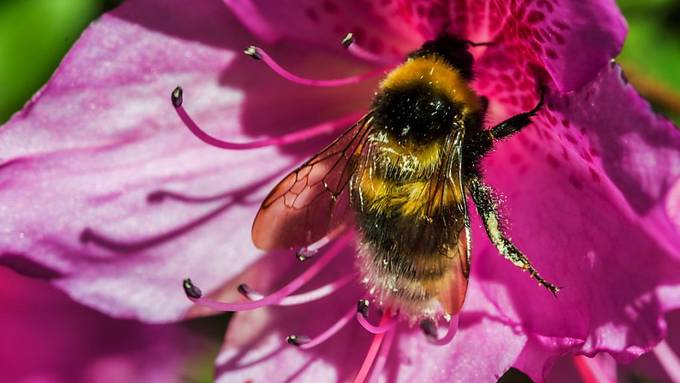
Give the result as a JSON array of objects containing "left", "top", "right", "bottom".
[
  {"left": 368, "top": 37, "right": 385, "bottom": 54},
  {"left": 526, "top": 10, "right": 545, "bottom": 24},
  {"left": 546, "top": 48, "right": 558, "bottom": 60},
  {"left": 323, "top": 0, "right": 340, "bottom": 14},
  {"left": 561, "top": 146, "right": 570, "bottom": 160},
  {"left": 568, "top": 175, "right": 584, "bottom": 190},
  {"left": 305, "top": 8, "right": 320, "bottom": 23},
  {"left": 565, "top": 133, "right": 577, "bottom": 144},
  {"left": 589, "top": 167, "right": 601, "bottom": 183},
  {"left": 546, "top": 154, "right": 560, "bottom": 168}
]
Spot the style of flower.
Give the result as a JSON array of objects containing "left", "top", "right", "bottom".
[{"left": 1, "top": 0, "right": 679, "bottom": 382}]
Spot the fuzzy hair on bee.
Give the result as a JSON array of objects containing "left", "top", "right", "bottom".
[{"left": 252, "top": 35, "right": 559, "bottom": 328}]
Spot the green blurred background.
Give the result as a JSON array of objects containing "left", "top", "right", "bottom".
[{"left": 0, "top": 0, "right": 679, "bottom": 124}]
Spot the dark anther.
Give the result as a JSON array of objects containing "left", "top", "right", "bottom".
[
  {"left": 183, "top": 278, "right": 202, "bottom": 299},
  {"left": 341, "top": 33, "right": 354, "bottom": 48},
  {"left": 295, "top": 248, "right": 316, "bottom": 262},
  {"left": 286, "top": 335, "right": 310, "bottom": 347},
  {"left": 171, "top": 86, "right": 183, "bottom": 108},
  {"left": 237, "top": 283, "right": 252, "bottom": 297},
  {"left": 243, "top": 46, "right": 262, "bottom": 60},
  {"left": 420, "top": 318, "right": 438, "bottom": 340},
  {"left": 357, "top": 299, "right": 370, "bottom": 319}
]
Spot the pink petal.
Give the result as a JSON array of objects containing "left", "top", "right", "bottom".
[
  {"left": 0, "top": 0, "right": 373, "bottom": 322},
  {"left": 474, "top": 63, "right": 680, "bottom": 381},
  {"left": 484, "top": 0, "right": 626, "bottom": 92},
  {"left": 226, "top": 1, "right": 626, "bottom": 92},
  {"left": 603, "top": 309, "right": 680, "bottom": 383},
  {"left": 547, "top": 353, "right": 618, "bottom": 383},
  {"left": 214, "top": 258, "right": 528, "bottom": 382},
  {"left": 223, "top": 0, "right": 425, "bottom": 60},
  {"left": 0, "top": 267, "right": 219, "bottom": 383}
]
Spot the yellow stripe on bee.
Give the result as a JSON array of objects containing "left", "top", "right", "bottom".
[
  {"left": 358, "top": 173, "right": 462, "bottom": 217},
  {"left": 369, "top": 134, "right": 442, "bottom": 178},
  {"left": 380, "top": 56, "right": 480, "bottom": 116}
]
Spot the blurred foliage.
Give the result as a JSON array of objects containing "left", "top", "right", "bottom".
[
  {"left": 617, "top": 0, "right": 680, "bottom": 123},
  {"left": 0, "top": 0, "right": 120, "bottom": 123},
  {"left": 0, "top": 0, "right": 679, "bottom": 124}
]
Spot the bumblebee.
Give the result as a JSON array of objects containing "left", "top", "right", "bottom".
[{"left": 251, "top": 35, "right": 559, "bottom": 325}]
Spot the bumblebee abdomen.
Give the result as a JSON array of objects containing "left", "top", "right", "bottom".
[{"left": 351, "top": 150, "right": 465, "bottom": 319}]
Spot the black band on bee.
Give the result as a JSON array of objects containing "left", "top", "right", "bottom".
[
  {"left": 371, "top": 84, "right": 461, "bottom": 145},
  {"left": 355, "top": 204, "right": 462, "bottom": 257}
]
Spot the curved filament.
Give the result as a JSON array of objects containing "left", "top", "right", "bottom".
[
  {"left": 356, "top": 312, "right": 397, "bottom": 335},
  {"left": 174, "top": 99, "right": 360, "bottom": 150},
  {"left": 368, "top": 326, "right": 396, "bottom": 382},
  {"left": 248, "top": 46, "right": 386, "bottom": 87},
  {"left": 428, "top": 315, "right": 460, "bottom": 346},
  {"left": 188, "top": 232, "right": 352, "bottom": 312},
  {"left": 353, "top": 311, "right": 393, "bottom": 383},
  {"left": 300, "top": 307, "right": 356, "bottom": 350},
  {"left": 653, "top": 340, "right": 680, "bottom": 383}
]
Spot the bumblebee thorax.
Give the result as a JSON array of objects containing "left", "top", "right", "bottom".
[{"left": 371, "top": 56, "right": 480, "bottom": 145}]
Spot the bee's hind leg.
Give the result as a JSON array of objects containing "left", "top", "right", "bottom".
[{"left": 468, "top": 177, "right": 560, "bottom": 295}]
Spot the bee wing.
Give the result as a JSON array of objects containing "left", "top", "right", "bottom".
[
  {"left": 437, "top": 128, "right": 471, "bottom": 315},
  {"left": 252, "top": 114, "right": 373, "bottom": 250},
  {"left": 438, "top": 227, "right": 470, "bottom": 315}
]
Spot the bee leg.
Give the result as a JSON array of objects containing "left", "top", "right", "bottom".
[
  {"left": 468, "top": 177, "right": 560, "bottom": 295},
  {"left": 488, "top": 86, "right": 546, "bottom": 140}
]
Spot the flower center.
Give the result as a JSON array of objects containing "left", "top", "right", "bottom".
[{"left": 176, "top": 35, "right": 462, "bottom": 383}]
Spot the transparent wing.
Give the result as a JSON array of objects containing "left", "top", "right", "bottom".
[
  {"left": 252, "top": 114, "right": 373, "bottom": 250},
  {"left": 436, "top": 128, "right": 471, "bottom": 315}
]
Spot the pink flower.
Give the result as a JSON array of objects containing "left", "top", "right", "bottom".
[
  {"left": 0, "top": 267, "right": 219, "bottom": 383},
  {"left": 1, "top": 0, "right": 679, "bottom": 382}
]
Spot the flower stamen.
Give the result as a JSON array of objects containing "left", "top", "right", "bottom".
[
  {"left": 341, "top": 33, "right": 401, "bottom": 65},
  {"left": 286, "top": 306, "right": 356, "bottom": 350},
  {"left": 239, "top": 272, "right": 356, "bottom": 306},
  {"left": 183, "top": 232, "right": 352, "bottom": 312},
  {"left": 353, "top": 310, "right": 393, "bottom": 383},
  {"left": 356, "top": 300, "right": 397, "bottom": 334},
  {"left": 171, "top": 87, "right": 360, "bottom": 150},
  {"left": 653, "top": 340, "right": 680, "bottom": 383},
  {"left": 368, "top": 324, "right": 396, "bottom": 382},
  {"left": 420, "top": 315, "right": 460, "bottom": 345},
  {"left": 572, "top": 355, "right": 614, "bottom": 383},
  {"left": 243, "top": 45, "right": 385, "bottom": 87}
]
